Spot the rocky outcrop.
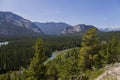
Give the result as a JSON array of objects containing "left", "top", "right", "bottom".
[
  {"left": 61, "top": 24, "right": 98, "bottom": 34},
  {"left": 95, "top": 63, "right": 120, "bottom": 80}
]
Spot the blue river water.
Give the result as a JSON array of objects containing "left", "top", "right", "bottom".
[{"left": 0, "top": 41, "right": 9, "bottom": 47}]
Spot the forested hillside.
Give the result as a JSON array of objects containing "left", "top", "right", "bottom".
[
  {"left": 0, "top": 36, "right": 81, "bottom": 74},
  {"left": 0, "top": 28, "right": 120, "bottom": 80}
]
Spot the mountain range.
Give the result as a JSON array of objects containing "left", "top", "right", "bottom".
[{"left": 0, "top": 11, "right": 120, "bottom": 36}]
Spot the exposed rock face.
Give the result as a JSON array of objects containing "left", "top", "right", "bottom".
[
  {"left": 0, "top": 11, "right": 43, "bottom": 36},
  {"left": 96, "top": 63, "right": 120, "bottom": 80},
  {"left": 61, "top": 24, "right": 97, "bottom": 34}
]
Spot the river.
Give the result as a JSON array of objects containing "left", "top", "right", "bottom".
[
  {"left": 0, "top": 41, "right": 9, "bottom": 47},
  {"left": 44, "top": 51, "right": 58, "bottom": 64}
]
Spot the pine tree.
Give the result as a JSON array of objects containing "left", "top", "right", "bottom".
[
  {"left": 79, "top": 28, "right": 102, "bottom": 71},
  {"left": 25, "top": 38, "right": 46, "bottom": 80},
  {"left": 46, "top": 60, "right": 58, "bottom": 80},
  {"left": 106, "top": 37, "right": 120, "bottom": 64}
]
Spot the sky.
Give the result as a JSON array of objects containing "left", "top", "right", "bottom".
[{"left": 0, "top": 0, "right": 120, "bottom": 28}]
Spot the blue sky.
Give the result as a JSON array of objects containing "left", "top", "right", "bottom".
[{"left": 0, "top": 0, "right": 120, "bottom": 28}]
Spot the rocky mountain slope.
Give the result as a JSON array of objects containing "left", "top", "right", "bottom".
[
  {"left": 61, "top": 24, "right": 98, "bottom": 34},
  {"left": 0, "top": 11, "right": 43, "bottom": 36},
  {"left": 34, "top": 22, "right": 98, "bottom": 35},
  {"left": 34, "top": 22, "right": 70, "bottom": 34}
]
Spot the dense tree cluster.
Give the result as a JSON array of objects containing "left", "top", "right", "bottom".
[
  {"left": 46, "top": 48, "right": 80, "bottom": 80},
  {"left": 46, "top": 28, "right": 120, "bottom": 80},
  {"left": 0, "top": 40, "right": 34, "bottom": 74},
  {"left": 0, "top": 36, "right": 81, "bottom": 74},
  {"left": 0, "top": 28, "right": 120, "bottom": 80}
]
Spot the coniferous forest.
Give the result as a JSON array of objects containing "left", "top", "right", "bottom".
[
  {"left": 0, "top": 28, "right": 120, "bottom": 80},
  {"left": 1, "top": 0, "right": 120, "bottom": 79}
]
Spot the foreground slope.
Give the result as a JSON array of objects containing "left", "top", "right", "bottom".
[{"left": 95, "top": 63, "right": 120, "bottom": 80}]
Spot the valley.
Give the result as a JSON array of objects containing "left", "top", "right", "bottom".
[
  {"left": 0, "top": 11, "right": 120, "bottom": 80},
  {"left": 0, "top": 29, "right": 120, "bottom": 80}
]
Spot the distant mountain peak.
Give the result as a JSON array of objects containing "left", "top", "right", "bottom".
[
  {"left": 0, "top": 11, "right": 43, "bottom": 36},
  {"left": 61, "top": 24, "right": 98, "bottom": 34},
  {"left": 100, "top": 27, "right": 120, "bottom": 32}
]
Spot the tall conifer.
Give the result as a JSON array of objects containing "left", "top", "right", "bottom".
[{"left": 25, "top": 38, "right": 46, "bottom": 80}]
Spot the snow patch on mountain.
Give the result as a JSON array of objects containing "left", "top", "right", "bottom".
[{"left": 99, "top": 26, "right": 120, "bottom": 32}]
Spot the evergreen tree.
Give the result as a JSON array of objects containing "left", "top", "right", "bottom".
[
  {"left": 106, "top": 37, "right": 120, "bottom": 64},
  {"left": 79, "top": 28, "right": 102, "bottom": 71},
  {"left": 46, "top": 60, "right": 58, "bottom": 80},
  {"left": 25, "top": 38, "right": 46, "bottom": 80}
]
